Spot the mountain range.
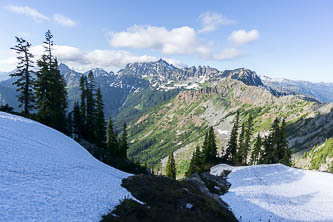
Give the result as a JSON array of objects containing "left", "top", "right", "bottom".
[{"left": 1, "top": 59, "right": 333, "bottom": 174}]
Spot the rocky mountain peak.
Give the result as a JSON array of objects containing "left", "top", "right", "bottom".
[
  {"left": 87, "top": 68, "right": 114, "bottom": 78},
  {"left": 220, "top": 68, "right": 264, "bottom": 87}
]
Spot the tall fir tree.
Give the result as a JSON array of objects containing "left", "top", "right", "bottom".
[
  {"left": 79, "top": 75, "right": 87, "bottom": 138},
  {"left": 250, "top": 134, "right": 262, "bottom": 165},
  {"left": 259, "top": 118, "right": 291, "bottom": 165},
  {"left": 85, "top": 71, "right": 96, "bottom": 143},
  {"left": 95, "top": 87, "right": 107, "bottom": 148},
  {"left": 185, "top": 145, "right": 204, "bottom": 177},
  {"left": 278, "top": 119, "right": 291, "bottom": 166},
  {"left": 235, "top": 123, "right": 245, "bottom": 165},
  {"left": 205, "top": 126, "right": 218, "bottom": 164},
  {"left": 166, "top": 152, "right": 176, "bottom": 179},
  {"left": 66, "top": 111, "right": 73, "bottom": 137},
  {"left": 224, "top": 111, "right": 240, "bottom": 163},
  {"left": 10, "top": 37, "right": 35, "bottom": 116},
  {"left": 73, "top": 101, "right": 81, "bottom": 139},
  {"left": 107, "top": 117, "right": 119, "bottom": 156},
  {"left": 35, "top": 30, "right": 67, "bottom": 133},
  {"left": 242, "top": 114, "right": 254, "bottom": 165},
  {"left": 119, "top": 122, "right": 129, "bottom": 159}
]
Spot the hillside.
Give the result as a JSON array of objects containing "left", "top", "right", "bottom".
[
  {"left": 126, "top": 79, "right": 333, "bottom": 176},
  {"left": 295, "top": 138, "right": 333, "bottom": 172},
  {"left": 0, "top": 112, "right": 132, "bottom": 221},
  {"left": 211, "top": 164, "right": 333, "bottom": 221}
]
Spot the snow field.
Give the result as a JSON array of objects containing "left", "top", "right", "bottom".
[
  {"left": 0, "top": 112, "right": 132, "bottom": 221},
  {"left": 211, "top": 164, "right": 333, "bottom": 222}
]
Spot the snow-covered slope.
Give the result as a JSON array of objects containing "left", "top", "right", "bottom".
[
  {"left": 0, "top": 112, "right": 131, "bottom": 221},
  {"left": 211, "top": 164, "right": 333, "bottom": 222}
]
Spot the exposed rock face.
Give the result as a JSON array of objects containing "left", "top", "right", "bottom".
[
  {"left": 220, "top": 68, "right": 264, "bottom": 87},
  {"left": 129, "top": 78, "right": 333, "bottom": 176}
]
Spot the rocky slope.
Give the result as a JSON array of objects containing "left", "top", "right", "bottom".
[
  {"left": 295, "top": 138, "right": 333, "bottom": 172},
  {"left": 126, "top": 79, "right": 333, "bottom": 176}
]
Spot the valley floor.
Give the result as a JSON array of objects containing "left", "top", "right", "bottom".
[{"left": 211, "top": 164, "right": 333, "bottom": 222}]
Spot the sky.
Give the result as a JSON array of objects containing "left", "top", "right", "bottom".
[{"left": 0, "top": 0, "right": 332, "bottom": 82}]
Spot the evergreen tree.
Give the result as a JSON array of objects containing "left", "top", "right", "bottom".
[
  {"left": 259, "top": 118, "right": 291, "bottom": 165},
  {"left": 279, "top": 119, "right": 291, "bottom": 166},
  {"left": 66, "top": 111, "right": 73, "bottom": 137},
  {"left": 10, "top": 36, "right": 35, "bottom": 116},
  {"left": 95, "top": 87, "right": 107, "bottom": 148},
  {"left": 85, "top": 71, "right": 96, "bottom": 142},
  {"left": 185, "top": 145, "right": 204, "bottom": 177},
  {"left": 79, "top": 75, "right": 87, "bottom": 138},
  {"left": 107, "top": 117, "right": 119, "bottom": 156},
  {"left": 243, "top": 114, "right": 253, "bottom": 165},
  {"left": 201, "top": 132, "right": 209, "bottom": 164},
  {"left": 35, "top": 30, "right": 67, "bottom": 133},
  {"left": 119, "top": 122, "right": 129, "bottom": 159},
  {"left": 235, "top": 123, "right": 245, "bottom": 165},
  {"left": 166, "top": 152, "right": 176, "bottom": 179},
  {"left": 224, "top": 111, "right": 240, "bottom": 163},
  {"left": 250, "top": 134, "right": 262, "bottom": 165},
  {"left": 260, "top": 135, "right": 273, "bottom": 164},
  {"left": 205, "top": 127, "right": 218, "bottom": 164},
  {"left": 73, "top": 101, "right": 81, "bottom": 139}
]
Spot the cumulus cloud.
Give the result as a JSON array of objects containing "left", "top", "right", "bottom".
[
  {"left": 53, "top": 14, "right": 77, "bottom": 27},
  {"left": 1, "top": 44, "right": 184, "bottom": 72},
  {"left": 6, "top": 5, "right": 49, "bottom": 22},
  {"left": 228, "top": 29, "right": 260, "bottom": 45},
  {"left": 0, "top": 57, "right": 19, "bottom": 72},
  {"left": 108, "top": 25, "right": 211, "bottom": 56},
  {"left": 213, "top": 48, "right": 243, "bottom": 60},
  {"left": 198, "top": 12, "right": 235, "bottom": 33},
  {"left": 6, "top": 5, "right": 77, "bottom": 27}
]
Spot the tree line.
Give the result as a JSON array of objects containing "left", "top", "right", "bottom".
[
  {"left": 176, "top": 111, "right": 292, "bottom": 178},
  {"left": 10, "top": 30, "right": 133, "bottom": 169},
  {"left": 70, "top": 73, "right": 129, "bottom": 160}
]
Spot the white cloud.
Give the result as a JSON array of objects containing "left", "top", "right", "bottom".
[
  {"left": 108, "top": 25, "right": 211, "bottom": 56},
  {"left": 198, "top": 11, "right": 235, "bottom": 33},
  {"left": 53, "top": 14, "right": 77, "bottom": 27},
  {"left": 6, "top": 5, "right": 77, "bottom": 27},
  {"left": 213, "top": 48, "right": 243, "bottom": 60},
  {"left": 6, "top": 5, "right": 49, "bottom": 22},
  {"left": 84, "top": 50, "right": 157, "bottom": 69},
  {"left": 0, "top": 57, "right": 18, "bottom": 72},
  {"left": 228, "top": 29, "right": 260, "bottom": 45},
  {"left": 1, "top": 44, "right": 183, "bottom": 72}
]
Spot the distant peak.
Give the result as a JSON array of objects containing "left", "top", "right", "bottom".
[
  {"left": 157, "top": 58, "right": 168, "bottom": 63},
  {"left": 59, "top": 63, "right": 70, "bottom": 70}
]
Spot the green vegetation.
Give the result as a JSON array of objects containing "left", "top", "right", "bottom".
[
  {"left": 259, "top": 118, "right": 291, "bottom": 166},
  {"left": 114, "top": 88, "right": 178, "bottom": 131},
  {"left": 10, "top": 36, "right": 35, "bottom": 116},
  {"left": 185, "top": 127, "right": 218, "bottom": 177},
  {"left": 303, "top": 138, "right": 333, "bottom": 170},
  {"left": 166, "top": 152, "right": 176, "bottom": 179}
]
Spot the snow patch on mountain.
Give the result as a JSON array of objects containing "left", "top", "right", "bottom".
[
  {"left": 0, "top": 112, "right": 132, "bottom": 221},
  {"left": 211, "top": 164, "right": 333, "bottom": 222}
]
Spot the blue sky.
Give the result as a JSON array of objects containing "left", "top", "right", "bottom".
[{"left": 0, "top": 0, "right": 332, "bottom": 82}]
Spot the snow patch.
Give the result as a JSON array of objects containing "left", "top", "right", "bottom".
[
  {"left": 0, "top": 112, "right": 132, "bottom": 221},
  {"left": 217, "top": 129, "right": 228, "bottom": 135},
  {"left": 211, "top": 164, "right": 333, "bottom": 221}
]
